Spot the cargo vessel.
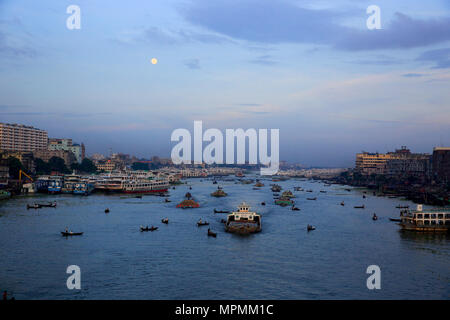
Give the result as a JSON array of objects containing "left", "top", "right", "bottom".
[{"left": 225, "top": 202, "right": 261, "bottom": 234}]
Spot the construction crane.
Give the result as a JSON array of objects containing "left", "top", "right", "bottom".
[{"left": 19, "top": 169, "right": 33, "bottom": 183}]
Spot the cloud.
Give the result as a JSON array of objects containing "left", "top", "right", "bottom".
[
  {"left": 183, "top": 0, "right": 348, "bottom": 44},
  {"left": 350, "top": 55, "right": 403, "bottom": 66},
  {"left": 0, "top": 31, "right": 36, "bottom": 58},
  {"left": 184, "top": 58, "right": 200, "bottom": 69},
  {"left": 249, "top": 54, "right": 277, "bottom": 65},
  {"left": 116, "top": 26, "right": 231, "bottom": 46},
  {"left": 416, "top": 48, "right": 450, "bottom": 69},
  {"left": 402, "top": 73, "right": 424, "bottom": 78},
  {"left": 182, "top": 1, "right": 450, "bottom": 51},
  {"left": 336, "top": 13, "right": 450, "bottom": 51}
]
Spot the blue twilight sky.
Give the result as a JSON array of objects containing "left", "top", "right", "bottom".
[{"left": 0, "top": 0, "right": 450, "bottom": 167}]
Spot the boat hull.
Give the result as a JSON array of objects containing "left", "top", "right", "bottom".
[
  {"left": 225, "top": 222, "right": 261, "bottom": 234},
  {"left": 123, "top": 188, "right": 168, "bottom": 194},
  {"left": 399, "top": 223, "right": 449, "bottom": 233}
]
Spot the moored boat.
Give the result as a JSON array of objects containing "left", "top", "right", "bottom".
[{"left": 398, "top": 205, "right": 450, "bottom": 232}]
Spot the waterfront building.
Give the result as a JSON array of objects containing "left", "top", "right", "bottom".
[
  {"left": 95, "top": 160, "right": 117, "bottom": 172},
  {"left": 0, "top": 123, "right": 48, "bottom": 152},
  {"left": 0, "top": 151, "right": 36, "bottom": 173},
  {"left": 356, "top": 147, "right": 431, "bottom": 177},
  {"left": 33, "top": 149, "right": 77, "bottom": 167},
  {"left": 432, "top": 147, "right": 450, "bottom": 184},
  {"left": 0, "top": 159, "right": 8, "bottom": 187},
  {"left": 48, "top": 138, "right": 84, "bottom": 163},
  {"left": 90, "top": 153, "right": 106, "bottom": 161}
]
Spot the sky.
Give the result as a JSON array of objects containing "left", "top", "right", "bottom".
[{"left": 0, "top": 0, "right": 449, "bottom": 167}]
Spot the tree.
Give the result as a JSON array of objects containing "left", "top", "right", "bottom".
[
  {"left": 132, "top": 162, "right": 149, "bottom": 171},
  {"left": 79, "top": 158, "right": 97, "bottom": 173},
  {"left": 35, "top": 158, "right": 51, "bottom": 175},
  {"left": 7, "top": 157, "right": 25, "bottom": 179},
  {"left": 48, "top": 156, "right": 70, "bottom": 174}
]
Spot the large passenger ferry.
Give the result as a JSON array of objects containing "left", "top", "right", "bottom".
[
  {"left": 122, "top": 179, "right": 169, "bottom": 193},
  {"left": 95, "top": 174, "right": 169, "bottom": 193},
  {"left": 225, "top": 202, "right": 262, "bottom": 234},
  {"left": 399, "top": 205, "right": 450, "bottom": 233}
]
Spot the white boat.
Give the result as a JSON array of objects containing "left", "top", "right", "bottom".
[{"left": 225, "top": 202, "right": 262, "bottom": 235}]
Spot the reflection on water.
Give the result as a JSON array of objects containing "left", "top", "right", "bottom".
[{"left": 0, "top": 175, "right": 449, "bottom": 300}]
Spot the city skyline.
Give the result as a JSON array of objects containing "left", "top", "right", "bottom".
[{"left": 1, "top": 0, "right": 450, "bottom": 167}]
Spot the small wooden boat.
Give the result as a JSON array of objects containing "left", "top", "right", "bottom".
[
  {"left": 307, "top": 197, "right": 317, "bottom": 201},
  {"left": 372, "top": 214, "right": 378, "bottom": 221},
  {"left": 105, "top": 208, "right": 110, "bottom": 213},
  {"left": 61, "top": 231, "right": 83, "bottom": 236},
  {"left": 220, "top": 219, "right": 227, "bottom": 224},
  {"left": 389, "top": 218, "right": 402, "bottom": 222},
  {"left": 396, "top": 205, "right": 409, "bottom": 209},
  {"left": 207, "top": 228, "right": 217, "bottom": 237},
  {"left": 363, "top": 195, "right": 366, "bottom": 199},
  {"left": 291, "top": 206, "right": 300, "bottom": 211},
  {"left": 135, "top": 195, "right": 142, "bottom": 199},
  {"left": 345, "top": 188, "right": 351, "bottom": 192},
  {"left": 161, "top": 218, "right": 169, "bottom": 224},
  {"left": 27, "top": 204, "right": 42, "bottom": 209},
  {"left": 354, "top": 205, "right": 365, "bottom": 209},
  {"left": 306, "top": 190, "right": 313, "bottom": 193},
  {"left": 140, "top": 226, "right": 158, "bottom": 232},
  {"left": 261, "top": 202, "right": 266, "bottom": 206},
  {"left": 214, "top": 209, "right": 229, "bottom": 214},
  {"left": 340, "top": 201, "right": 345, "bottom": 206},
  {"left": 307, "top": 225, "right": 316, "bottom": 232},
  {"left": 39, "top": 202, "right": 57, "bottom": 208},
  {"left": 320, "top": 190, "right": 327, "bottom": 193},
  {"left": 197, "top": 221, "right": 210, "bottom": 227},
  {"left": 213, "top": 180, "right": 218, "bottom": 184},
  {"left": 165, "top": 198, "right": 171, "bottom": 203}
]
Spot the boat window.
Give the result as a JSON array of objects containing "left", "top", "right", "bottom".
[
  {"left": 431, "top": 214, "right": 436, "bottom": 219},
  {"left": 424, "top": 214, "right": 430, "bottom": 218},
  {"left": 446, "top": 214, "right": 450, "bottom": 219},
  {"left": 424, "top": 220, "right": 430, "bottom": 225},
  {"left": 430, "top": 220, "right": 436, "bottom": 225},
  {"left": 417, "top": 214, "right": 422, "bottom": 219},
  {"left": 438, "top": 220, "right": 444, "bottom": 225},
  {"left": 437, "top": 214, "right": 443, "bottom": 219}
]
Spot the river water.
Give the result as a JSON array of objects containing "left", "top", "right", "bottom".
[{"left": 0, "top": 176, "right": 448, "bottom": 299}]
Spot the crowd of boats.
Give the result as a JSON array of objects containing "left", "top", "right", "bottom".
[
  {"left": 20, "top": 173, "right": 450, "bottom": 236},
  {"left": 21, "top": 171, "right": 171, "bottom": 196}
]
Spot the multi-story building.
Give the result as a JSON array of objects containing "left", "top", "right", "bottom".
[
  {"left": 0, "top": 123, "right": 48, "bottom": 152},
  {"left": 48, "top": 138, "right": 84, "bottom": 163},
  {"left": 95, "top": 160, "right": 116, "bottom": 172},
  {"left": 432, "top": 147, "right": 450, "bottom": 183},
  {"left": 355, "top": 152, "right": 395, "bottom": 175},
  {"left": 356, "top": 147, "right": 431, "bottom": 177},
  {"left": 33, "top": 149, "right": 76, "bottom": 167}
]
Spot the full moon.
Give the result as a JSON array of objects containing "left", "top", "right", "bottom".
[{"left": 151, "top": 58, "right": 158, "bottom": 65}]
